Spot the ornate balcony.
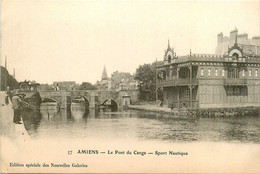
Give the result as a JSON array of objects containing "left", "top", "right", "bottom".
[
  {"left": 224, "top": 78, "right": 247, "bottom": 86},
  {"left": 157, "top": 78, "right": 198, "bottom": 87}
]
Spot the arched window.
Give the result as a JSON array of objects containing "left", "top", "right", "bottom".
[
  {"left": 232, "top": 53, "right": 239, "bottom": 60},
  {"left": 168, "top": 55, "right": 171, "bottom": 63}
]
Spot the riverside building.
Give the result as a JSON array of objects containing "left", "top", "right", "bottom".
[
  {"left": 215, "top": 28, "right": 260, "bottom": 55},
  {"left": 156, "top": 36, "right": 260, "bottom": 110}
]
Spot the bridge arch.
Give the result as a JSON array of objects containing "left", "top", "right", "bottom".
[
  {"left": 78, "top": 95, "right": 90, "bottom": 109},
  {"left": 41, "top": 97, "right": 61, "bottom": 107},
  {"left": 70, "top": 95, "right": 90, "bottom": 115},
  {"left": 38, "top": 90, "right": 123, "bottom": 110},
  {"left": 101, "top": 98, "right": 118, "bottom": 111}
]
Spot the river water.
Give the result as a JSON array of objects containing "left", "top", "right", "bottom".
[{"left": 18, "top": 102, "right": 260, "bottom": 143}]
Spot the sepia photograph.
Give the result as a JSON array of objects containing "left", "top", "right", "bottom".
[{"left": 1, "top": 0, "right": 260, "bottom": 173}]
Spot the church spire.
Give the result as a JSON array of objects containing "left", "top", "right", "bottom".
[
  {"left": 166, "top": 39, "right": 172, "bottom": 52},
  {"left": 101, "top": 66, "right": 108, "bottom": 80}
]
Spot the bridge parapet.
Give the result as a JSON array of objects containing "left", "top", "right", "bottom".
[
  {"left": 36, "top": 89, "right": 135, "bottom": 109},
  {"left": 39, "top": 90, "right": 71, "bottom": 109}
]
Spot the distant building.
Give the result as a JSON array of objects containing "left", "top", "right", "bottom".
[
  {"left": 96, "top": 66, "right": 110, "bottom": 90},
  {"left": 96, "top": 67, "right": 138, "bottom": 91},
  {"left": 111, "top": 71, "right": 138, "bottom": 91},
  {"left": 216, "top": 28, "right": 260, "bottom": 56},
  {"left": 38, "top": 84, "right": 55, "bottom": 91},
  {"left": 118, "top": 78, "right": 138, "bottom": 91},
  {"left": 101, "top": 65, "right": 108, "bottom": 80},
  {"left": 53, "top": 81, "right": 76, "bottom": 90},
  {"left": 156, "top": 38, "right": 260, "bottom": 109},
  {"left": 95, "top": 67, "right": 139, "bottom": 103}
]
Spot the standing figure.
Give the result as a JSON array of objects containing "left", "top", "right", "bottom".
[
  {"left": 5, "top": 86, "right": 10, "bottom": 105},
  {"left": 56, "top": 84, "right": 60, "bottom": 91},
  {"left": 11, "top": 93, "right": 27, "bottom": 124}
]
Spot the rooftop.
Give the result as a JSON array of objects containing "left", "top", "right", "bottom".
[{"left": 157, "top": 53, "right": 260, "bottom": 67}]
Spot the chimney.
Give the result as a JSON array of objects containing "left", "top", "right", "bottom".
[
  {"left": 252, "top": 36, "right": 260, "bottom": 43},
  {"left": 238, "top": 33, "right": 248, "bottom": 42},
  {"left": 217, "top": 32, "right": 223, "bottom": 44},
  {"left": 230, "top": 27, "right": 238, "bottom": 40}
]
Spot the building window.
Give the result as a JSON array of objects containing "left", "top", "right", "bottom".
[
  {"left": 208, "top": 68, "right": 211, "bottom": 77},
  {"left": 249, "top": 69, "right": 252, "bottom": 77},
  {"left": 215, "top": 68, "right": 218, "bottom": 77},
  {"left": 255, "top": 69, "right": 258, "bottom": 77},
  {"left": 242, "top": 70, "right": 245, "bottom": 77},
  {"left": 228, "top": 68, "right": 239, "bottom": 78},
  {"left": 200, "top": 68, "right": 204, "bottom": 77},
  {"left": 222, "top": 69, "right": 225, "bottom": 77}
]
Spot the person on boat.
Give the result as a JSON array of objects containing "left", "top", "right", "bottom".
[{"left": 11, "top": 93, "right": 28, "bottom": 124}]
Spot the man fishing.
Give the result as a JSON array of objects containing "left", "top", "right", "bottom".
[{"left": 11, "top": 93, "right": 29, "bottom": 124}]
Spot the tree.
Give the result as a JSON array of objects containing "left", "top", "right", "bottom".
[
  {"left": 1, "top": 66, "right": 19, "bottom": 90},
  {"left": 134, "top": 63, "right": 156, "bottom": 101},
  {"left": 39, "top": 84, "right": 55, "bottom": 91},
  {"left": 77, "top": 82, "right": 97, "bottom": 90}
]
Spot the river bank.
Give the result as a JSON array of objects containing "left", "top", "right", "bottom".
[
  {"left": 0, "top": 91, "right": 29, "bottom": 140},
  {"left": 128, "top": 104, "right": 193, "bottom": 118},
  {"left": 128, "top": 102, "right": 260, "bottom": 117},
  {"left": 128, "top": 104, "right": 171, "bottom": 113}
]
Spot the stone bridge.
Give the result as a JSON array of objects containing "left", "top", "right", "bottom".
[{"left": 37, "top": 90, "right": 131, "bottom": 109}]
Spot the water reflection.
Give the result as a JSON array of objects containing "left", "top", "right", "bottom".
[
  {"left": 21, "top": 108, "right": 42, "bottom": 137},
  {"left": 71, "top": 103, "right": 88, "bottom": 120},
  {"left": 40, "top": 103, "right": 59, "bottom": 118},
  {"left": 19, "top": 102, "right": 260, "bottom": 143}
]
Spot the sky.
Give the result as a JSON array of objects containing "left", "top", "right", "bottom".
[{"left": 1, "top": 0, "right": 260, "bottom": 84}]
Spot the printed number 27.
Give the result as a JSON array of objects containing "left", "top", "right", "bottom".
[{"left": 68, "top": 150, "right": 73, "bottom": 155}]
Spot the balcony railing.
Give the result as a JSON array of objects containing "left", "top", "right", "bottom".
[
  {"left": 157, "top": 78, "right": 198, "bottom": 87},
  {"left": 224, "top": 78, "right": 247, "bottom": 86},
  {"left": 157, "top": 54, "right": 260, "bottom": 68}
]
